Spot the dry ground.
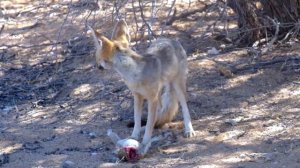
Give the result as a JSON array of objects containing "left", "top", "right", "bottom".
[{"left": 0, "top": 0, "right": 299, "bottom": 168}]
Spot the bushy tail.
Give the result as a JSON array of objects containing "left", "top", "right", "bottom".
[{"left": 155, "top": 84, "right": 178, "bottom": 128}]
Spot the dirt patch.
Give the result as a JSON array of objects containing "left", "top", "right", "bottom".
[{"left": 1, "top": 1, "right": 300, "bottom": 168}]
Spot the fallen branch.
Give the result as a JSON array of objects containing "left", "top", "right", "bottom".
[
  {"left": 17, "top": 21, "right": 40, "bottom": 31},
  {"left": 232, "top": 57, "right": 300, "bottom": 73},
  {"left": 166, "top": 2, "right": 208, "bottom": 25},
  {"left": 261, "top": 17, "right": 280, "bottom": 53}
]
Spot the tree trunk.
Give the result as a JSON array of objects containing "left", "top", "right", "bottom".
[
  {"left": 228, "top": 0, "right": 300, "bottom": 46},
  {"left": 260, "top": 0, "right": 300, "bottom": 28},
  {"left": 228, "top": 0, "right": 262, "bottom": 45}
]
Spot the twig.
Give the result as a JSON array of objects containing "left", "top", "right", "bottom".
[
  {"left": 280, "top": 26, "right": 296, "bottom": 43},
  {"left": 17, "top": 21, "right": 40, "bottom": 31},
  {"left": 198, "top": 4, "right": 221, "bottom": 40},
  {"left": 13, "top": 98, "right": 19, "bottom": 113},
  {"left": 232, "top": 57, "right": 300, "bottom": 73},
  {"left": 221, "top": 0, "right": 229, "bottom": 36},
  {"left": 138, "top": 0, "right": 156, "bottom": 42},
  {"left": 150, "top": 0, "right": 157, "bottom": 32},
  {"left": 166, "top": 2, "right": 208, "bottom": 25},
  {"left": 113, "top": 0, "right": 120, "bottom": 20},
  {"left": 112, "top": 0, "right": 129, "bottom": 21},
  {"left": 56, "top": 1, "right": 72, "bottom": 45},
  {"left": 131, "top": 1, "right": 139, "bottom": 46},
  {"left": 161, "top": 0, "right": 176, "bottom": 35},
  {"left": 280, "top": 20, "right": 300, "bottom": 43},
  {"left": 0, "top": 25, "right": 5, "bottom": 36},
  {"left": 261, "top": 17, "right": 280, "bottom": 53}
]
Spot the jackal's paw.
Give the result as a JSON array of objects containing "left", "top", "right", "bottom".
[
  {"left": 184, "top": 130, "right": 196, "bottom": 138},
  {"left": 137, "top": 141, "right": 151, "bottom": 157}
]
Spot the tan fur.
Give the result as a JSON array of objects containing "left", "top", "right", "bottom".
[
  {"left": 155, "top": 85, "right": 179, "bottom": 128},
  {"left": 88, "top": 20, "right": 195, "bottom": 154},
  {"left": 94, "top": 31, "right": 115, "bottom": 61},
  {"left": 111, "top": 20, "right": 130, "bottom": 48}
]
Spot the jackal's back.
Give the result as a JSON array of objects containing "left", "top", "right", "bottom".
[{"left": 146, "top": 38, "right": 188, "bottom": 80}]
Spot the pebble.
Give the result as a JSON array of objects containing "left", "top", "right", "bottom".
[
  {"left": 248, "top": 152, "right": 276, "bottom": 162},
  {"left": 225, "top": 116, "right": 244, "bottom": 126},
  {"left": 91, "top": 152, "right": 97, "bottom": 156},
  {"left": 215, "top": 130, "right": 245, "bottom": 141},
  {"left": 207, "top": 47, "right": 219, "bottom": 55},
  {"left": 2, "top": 106, "right": 13, "bottom": 115},
  {"left": 89, "top": 132, "right": 97, "bottom": 139},
  {"left": 62, "top": 160, "right": 75, "bottom": 168},
  {"left": 120, "top": 101, "right": 131, "bottom": 109}
]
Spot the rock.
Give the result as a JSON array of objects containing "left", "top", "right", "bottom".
[
  {"left": 263, "top": 123, "right": 285, "bottom": 136},
  {"left": 225, "top": 116, "right": 244, "bottom": 126},
  {"left": 2, "top": 106, "right": 13, "bottom": 115},
  {"left": 62, "top": 160, "right": 75, "bottom": 168},
  {"left": 99, "top": 163, "right": 118, "bottom": 167},
  {"left": 265, "top": 139, "right": 273, "bottom": 144},
  {"left": 241, "top": 101, "right": 249, "bottom": 108},
  {"left": 207, "top": 47, "right": 219, "bottom": 55},
  {"left": 91, "top": 152, "right": 97, "bottom": 156},
  {"left": 209, "top": 128, "right": 220, "bottom": 134},
  {"left": 22, "top": 141, "right": 42, "bottom": 151},
  {"left": 215, "top": 130, "right": 245, "bottom": 141},
  {"left": 248, "top": 152, "right": 277, "bottom": 162},
  {"left": 187, "top": 86, "right": 197, "bottom": 92},
  {"left": 217, "top": 65, "right": 234, "bottom": 78},
  {"left": 89, "top": 132, "right": 97, "bottom": 139},
  {"left": 41, "top": 116, "right": 47, "bottom": 119},
  {"left": 120, "top": 101, "right": 131, "bottom": 109},
  {"left": 225, "top": 119, "right": 238, "bottom": 126},
  {"left": 79, "top": 130, "right": 87, "bottom": 134}
]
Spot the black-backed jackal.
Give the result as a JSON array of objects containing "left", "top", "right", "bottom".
[{"left": 88, "top": 20, "right": 195, "bottom": 153}]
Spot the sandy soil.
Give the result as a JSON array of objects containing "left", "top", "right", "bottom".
[{"left": 0, "top": 0, "right": 299, "bottom": 168}]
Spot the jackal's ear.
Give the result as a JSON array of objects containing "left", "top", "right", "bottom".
[
  {"left": 98, "top": 35, "right": 115, "bottom": 61},
  {"left": 111, "top": 19, "right": 130, "bottom": 48},
  {"left": 88, "top": 26, "right": 115, "bottom": 61}
]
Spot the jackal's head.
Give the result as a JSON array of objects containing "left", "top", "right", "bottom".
[{"left": 88, "top": 20, "right": 130, "bottom": 69}]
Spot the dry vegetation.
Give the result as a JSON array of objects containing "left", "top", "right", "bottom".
[{"left": 0, "top": 0, "right": 299, "bottom": 168}]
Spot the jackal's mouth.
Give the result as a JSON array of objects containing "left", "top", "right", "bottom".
[
  {"left": 98, "top": 60, "right": 112, "bottom": 70},
  {"left": 97, "top": 64, "right": 104, "bottom": 70}
]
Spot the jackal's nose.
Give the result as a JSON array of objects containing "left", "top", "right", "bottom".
[{"left": 97, "top": 65, "right": 104, "bottom": 70}]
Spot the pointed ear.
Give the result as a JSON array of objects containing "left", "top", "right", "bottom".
[
  {"left": 88, "top": 26, "right": 115, "bottom": 61},
  {"left": 111, "top": 20, "right": 130, "bottom": 48},
  {"left": 98, "top": 34, "right": 115, "bottom": 61}
]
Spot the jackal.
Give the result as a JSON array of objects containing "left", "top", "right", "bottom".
[{"left": 88, "top": 20, "right": 195, "bottom": 152}]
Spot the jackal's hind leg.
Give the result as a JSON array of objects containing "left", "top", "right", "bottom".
[{"left": 173, "top": 81, "right": 195, "bottom": 138}]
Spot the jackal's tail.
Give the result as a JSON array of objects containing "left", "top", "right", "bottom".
[{"left": 155, "top": 84, "right": 179, "bottom": 127}]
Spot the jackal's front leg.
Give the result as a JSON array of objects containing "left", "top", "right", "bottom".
[{"left": 131, "top": 93, "right": 144, "bottom": 140}]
